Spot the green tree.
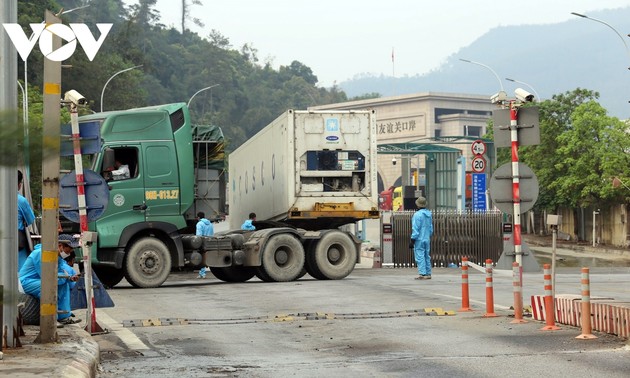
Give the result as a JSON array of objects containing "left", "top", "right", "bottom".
[
  {"left": 181, "top": 0, "right": 204, "bottom": 33},
  {"left": 519, "top": 88, "right": 599, "bottom": 212},
  {"left": 553, "top": 101, "right": 629, "bottom": 208}
]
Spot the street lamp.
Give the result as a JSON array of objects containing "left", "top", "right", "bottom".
[
  {"left": 571, "top": 12, "right": 630, "bottom": 69},
  {"left": 505, "top": 78, "right": 540, "bottom": 100},
  {"left": 459, "top": 58, "right": 505, "bottom": 92},
  {"left": 100, "top": 65, "right": 143, "bottom": 112},
  {"left": 188, "top": 84, "right": 221, "bottom": 107}
]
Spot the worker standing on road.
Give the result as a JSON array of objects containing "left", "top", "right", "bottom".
[
  {"left": 196, "top": 212, "right": 214, "bottom": 236},
  {"left": 410, "top": 196, "right": 433, "bottom": 280},
  {"left": 241, "top": 212, "right": 256, "bottom": 230},
  {"left": 19, "top": 234, "right": 81, "bottom": 325}
]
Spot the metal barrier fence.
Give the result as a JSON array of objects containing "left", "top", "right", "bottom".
[{"left": 391, "top": 210, "right": 503, "bottom": 268}]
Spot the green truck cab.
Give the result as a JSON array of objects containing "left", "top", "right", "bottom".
[{"left": 74, "top": 103, "right": 225, "bottom": 288}]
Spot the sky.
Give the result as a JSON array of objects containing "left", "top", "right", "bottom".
[{"left": 132, "top": 0, "right": 630, "bottom": 87}]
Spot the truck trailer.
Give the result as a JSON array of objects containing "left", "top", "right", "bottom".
[
  {"left": 71, "top": 104, "right": 378, "bottom": 288},
  {"left": 226, "top": 109, "right": 379, "bottom": 282}
]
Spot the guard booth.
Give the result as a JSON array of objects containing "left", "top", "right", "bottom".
[
  {"left": 378, "top": 137, "right": 495, "bottom": 211},
  {"left": 382, "top": 210, "right": 503, "bottom": 268}
]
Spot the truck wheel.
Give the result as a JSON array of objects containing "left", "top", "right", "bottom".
[
  {"left": 259, "top": 234, "right": 305, "bottom": 282},
  {"left": 295, "top": 267, "right": 307, "bottom": 280},
  {"left": 124, "top": 237, "right": 172, "bottom": 288},
  {"left": 305, "top": 240, "right": 326, "bottom": 280},
  {"left": 309, "top": 231, "right": 356, "bottom": 280},
  {"left": 93, "top": 266, "right": 125, "bottom": 288},
  {"left": 19, "top": 293, "right": 40, "bottom": 325},
  {"left": 210, "top": 266, "right": 255, "bottom": 282},
  {"left": 255, "top": 267, "right": 274, "bottom": 282}
]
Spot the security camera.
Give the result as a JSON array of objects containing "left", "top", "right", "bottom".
[
  {"left": 490, "top": 91, "right": 507, "bottom": 105},
  {"left": 64, "top": 90, "right": 87, "bottom": 106},
  {"left": 392, "top": 157, "right": 397, "bottom": 165},
  {"left": 515, "top": 88, "right": 534, "bottom": 102}
]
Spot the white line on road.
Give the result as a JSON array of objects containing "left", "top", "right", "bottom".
[
  {"left": 98, "top": 311, "right": 150, "bottom": 351},
  {"left": 433, "top": 293, "right": 512, "bottom": 311}
]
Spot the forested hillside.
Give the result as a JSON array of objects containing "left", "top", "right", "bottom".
[{"left": 18, "top": 0, "right": 349, "bottom": 150}]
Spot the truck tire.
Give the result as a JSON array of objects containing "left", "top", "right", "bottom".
[
  {"left": 308, "top": 231, "right": 356, "bottom": 280},
  {"left": 19, "top": 293, "right": 40, "bottom": 325},
  {"left": 93, "top": 266, "right": 125, "bottom": 288},
  {"left": 210, "top": 266, "right": 255, "bottom": 282},
  {"left": 295, "top": 267, "right": 307, "bottom": 280},
  {"left": 255, "top": 267, "right": 274, "bottom": 282},
  {"left": 259, "top": 234, "right": 305, "bottom": 282},
  {"left": 124, "top": 237, "right": 172, "bottom": 288},
  {"left": 304, "top": 240, "right": 326, "bottom": 279}
]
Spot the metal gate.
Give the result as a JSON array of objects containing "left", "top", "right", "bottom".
[{"left": 390, "top": 210, "right": 503, "bottom": 268}]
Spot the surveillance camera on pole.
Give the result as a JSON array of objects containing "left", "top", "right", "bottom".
[
  {"left": 63, "top": 89, "right": 87, "bottom": 106},
  {"left": 514, "top": 88, "right": 535, "bottom": 103},
  {"left": 490, "top": 91, "right": 508, "bottom": 105}
]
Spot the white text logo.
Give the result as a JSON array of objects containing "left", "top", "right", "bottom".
[{"left": 2, "top": 23, "right": 113, "bottom": 61}]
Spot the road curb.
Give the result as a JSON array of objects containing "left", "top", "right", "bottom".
[{"left": 59, "top": 328, "right": 100, "bottom": 378}]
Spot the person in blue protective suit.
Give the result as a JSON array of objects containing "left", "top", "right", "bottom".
[
  {"left": 410, "top": 196, "right": 433, "bottom": 280},
  {"left": 61, "top": 250, "right": 79, "bottom": 318},
  {"left": 19, "top": 234, "right": 81, "bottom": 325},
  {"left": 18, "top": 170, "right": 36, "bottom": 271},
  {"left": 196, "top": 212, "right": 214, "bottom": 236},
  {"left": 241, "top": 212, "right": 256, "bottom": 231}
]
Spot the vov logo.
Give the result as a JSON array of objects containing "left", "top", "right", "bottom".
[{"left": 2, "top": 23, "right": 113, "bottom": 61}]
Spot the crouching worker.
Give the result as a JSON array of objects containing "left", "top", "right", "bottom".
[{"left": 19, "top": 234, "right": 82, "bottom": 325}]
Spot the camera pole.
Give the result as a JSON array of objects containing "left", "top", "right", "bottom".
[{"left": 509, "top": 101, "right": 523, "bottom": 267}]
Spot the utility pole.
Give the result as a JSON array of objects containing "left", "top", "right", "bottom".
[
  {"left": 0, "top": 0, "right": 19, "bottom": 349},
  {"left": 36, "top": 10, "right": 62, "bottom": 343}
]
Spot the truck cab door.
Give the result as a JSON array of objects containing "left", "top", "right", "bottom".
[
  {"left": 93, "top": 145, "right": 146, "bottom": 248},
  {"left": 142, "top": 143, "right": 181, "bottom": 222}
]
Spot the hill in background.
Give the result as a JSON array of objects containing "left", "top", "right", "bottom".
[{"left": 339, "top": 7, "right": 630, "bottom": 119}]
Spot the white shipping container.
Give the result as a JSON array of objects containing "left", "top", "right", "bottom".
[{"left": 229, "top": 109, "right": 378, "bottom": 230}]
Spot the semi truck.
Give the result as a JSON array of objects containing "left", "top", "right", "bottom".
[{"left": 71, "top": 104, "right": 378, "bottom": 288}]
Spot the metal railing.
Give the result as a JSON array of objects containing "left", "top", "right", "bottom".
[{"left": 391, "top": 210, "right": 503, "bottom": 268}]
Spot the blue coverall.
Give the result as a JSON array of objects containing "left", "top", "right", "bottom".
[
  {"left": 196, "top": 218, "right": 214, "bottom": 236},
  {"left": 241, "top": 219, "right": 255, "bottom": 231},
  {"left": 411, "top": 208, "right": 434, "bottom": 276},
  {"left": 18, "top": 192, "right": 35, "bottom": 270},
  {"left": 19, "top": 244, "right": 73, "bottom": 321}
]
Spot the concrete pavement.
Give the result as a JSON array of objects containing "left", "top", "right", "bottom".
[
  {"left": 0, "top": 322, "right": 99, "bottom": 377},
  {"left": 2, "top": 230, "right": 628, "bottom": 377}
]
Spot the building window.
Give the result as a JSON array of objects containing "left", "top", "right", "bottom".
[
  {"left": 434, "top": 129, "right": 441, "bottom": 137},
  {"left": 464, "top": 125, "right": 482, "bottom": 137}
]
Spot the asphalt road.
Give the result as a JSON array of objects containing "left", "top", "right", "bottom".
[{"left": 94, "top": 264, "right": 630, "bottom": 377}]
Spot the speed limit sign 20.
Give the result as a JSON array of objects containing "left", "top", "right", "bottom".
[{"left": 471, "top": 156, "right": 486, "bottom": 173}]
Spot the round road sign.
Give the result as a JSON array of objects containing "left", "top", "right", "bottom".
[
  {"left": 488, "top": 162, "right": 539, "bottom": 214},
  {"left": 471, "top": 140, "right": 487, "bottom": 156},
  {"left": 59, "top": 169, "right": 109, "bottom": 223},
  {"left": 471, "top": 156, "right": 486, "bottom": 173}
]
